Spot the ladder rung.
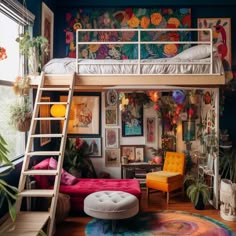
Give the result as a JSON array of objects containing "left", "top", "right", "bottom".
[
  {"left": 19, "top": 189, "right": 54, "bottom": 197},
  {"left": 23, "top": 169, "right": 58, "bottom": 176},
  {"left": 36, "top": 101, "right": 68, "bottom": 105},
  {"left": 40, "top": 87, "right": 71, "bottom": 91},
  {"left": 27, "top": 151, "right": 61, "bottom": 156},
  {"left": 0, "top": 212, "right": 50, "bottom": 236},
  {"left": 31, "top": 134, "right": 63, "bottom": 138},
  {"left": 34, "top": 117, "right": 66, "bottom": 120}
]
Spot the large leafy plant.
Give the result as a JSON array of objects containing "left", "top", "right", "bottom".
[
  {"left": 185, "top": 174, "right": 209, "bottom": 207},
  {"left": 63, "top": 138, "right": 97, "bottom": 178},
  {"left": 0, "top": 134, "right": 18, "bottom": 222}
]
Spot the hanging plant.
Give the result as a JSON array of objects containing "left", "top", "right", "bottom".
[
  {"left": 13, "top": 75, "right": 31, "bottom": 96},
  {"left": 16, "top": 32, "right": 48, "bottom": 75},
  {"left": 8, "top": 96, "right": 32, "bottom": 132}
]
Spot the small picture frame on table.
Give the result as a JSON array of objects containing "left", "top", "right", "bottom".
[
  {"left": 120, "top": 145, "right": 145, "bottom": 163},
  {"left": 105, "top": 149, "right": 120, "bottom": 167}
]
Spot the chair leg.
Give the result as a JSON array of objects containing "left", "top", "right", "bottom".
[{"left": 167, "top": 192, "right": 169, "bottom": 204}]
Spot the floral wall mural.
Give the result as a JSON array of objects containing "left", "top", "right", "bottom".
[{"left": 65, "top": 8, "right": 191, "bottom": 59}]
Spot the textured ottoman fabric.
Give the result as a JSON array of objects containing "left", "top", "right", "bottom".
[{"left": 84, "top": 191, "right": 139, "bottom": 220}]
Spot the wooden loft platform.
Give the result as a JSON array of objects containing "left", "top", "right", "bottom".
[{"left": 30, "top": 73, "right": 225, "bottom": 91}]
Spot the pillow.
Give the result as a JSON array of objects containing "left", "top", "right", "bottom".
[
  {"left": 173, "top": 45, "right": 216, "bottom": 60},
  {"left": 48, "top": 157, "right": 78, "bottom": 186},
  {"left": 33, "top": 158, "right": 51, "bottom": 188}
]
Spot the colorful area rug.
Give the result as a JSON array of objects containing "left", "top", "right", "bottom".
[{"left": 85, "top": 210, "right": 234, "bottom": 236}]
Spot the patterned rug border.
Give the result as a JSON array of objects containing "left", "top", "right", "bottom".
[{"left": 85, "top": 210, "right": 234, "bottom": 236}]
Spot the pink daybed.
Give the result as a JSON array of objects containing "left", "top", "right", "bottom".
[{"left": 33, "top": 158, "right": 142, "bottom": 213}]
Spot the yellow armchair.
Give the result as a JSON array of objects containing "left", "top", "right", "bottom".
[{"left": 146, "top": 151, "right": 185, "bottom": 204}]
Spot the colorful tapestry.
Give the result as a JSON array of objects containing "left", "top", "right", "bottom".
[{"left": 65, "top": 8, "right": 191, "bottom": 59}]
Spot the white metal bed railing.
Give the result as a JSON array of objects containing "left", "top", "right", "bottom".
[{"left": 76, "top": 28, "right": 214, "bottom": 75}]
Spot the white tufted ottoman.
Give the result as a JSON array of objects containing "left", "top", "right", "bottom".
[{"left": 84, "top": 191, "right": 139, "bottom": 232}]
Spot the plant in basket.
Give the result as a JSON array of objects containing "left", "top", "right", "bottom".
[{"left": 9, "top": 96, "right": 32, "bottom": 132}]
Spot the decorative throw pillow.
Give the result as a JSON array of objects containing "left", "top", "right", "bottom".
[
  {"left": 48, "top": 157, "right": 78, "bottom": 185},
  {"left": 173, "top": 45, "right": 216, "bottom": 60}
]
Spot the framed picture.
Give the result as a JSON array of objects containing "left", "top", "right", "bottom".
[
  {"left": 146, "top": 117, "right": 156, "bottom": 143},
  {"left": 120, "top": 145, "right": 145, "bottom": 163},
  {"left": 135, "top": 146, "right": 145, "bottom": 162},
  {"left": 41, "top": 2, "right": 54, "bottom": 65},
  {"left": 60, "top": 92, "right": 101, "bottom": 135},
  {"left": 106, "top": 89, "right": 118, "bottom": 106},
  {"left": 182, "top": 121, "right": 196, "bottom": 141},
  {"left": 105, "top": 149, "right": 120, "bottom": 167},
  {"left": 105, "top": 128, "right": 119, "bottom": 148},
  {"left": 105, "top": 106, "right": 118, "bottom": 126},
  {"left": 40, "top": 97, "right": 51, "bottom": 146},
  {"left": 197, "top": 18, "right": 231, "bottom": 72},
  {"left": 120, "top": 145, "right": 135, "bottom": 162},
  {"left": 79, "top": 137, "right": 102, "bottom": 157},
  {"left": 121, "top": 93, "right": 143, "bottom": 137}
]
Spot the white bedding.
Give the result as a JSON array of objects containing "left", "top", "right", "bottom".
[{"left": 42, "top": 57, "right": 224, "bottom": 75}]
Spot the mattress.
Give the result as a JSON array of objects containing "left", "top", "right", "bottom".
[{"left": 42, "top": 57, "right": 224, "bottom": 75}]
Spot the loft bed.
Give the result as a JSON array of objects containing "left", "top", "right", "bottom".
[{"left": 30, "top": 28, "right": 225, "bottom": 90}]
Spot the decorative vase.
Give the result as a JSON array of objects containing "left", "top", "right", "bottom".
[
  {"left": 153, "top": 156, "right": 162, "bottom": 164},
  {"left": 220, "top": 179, "right": 236, "bottom": 221},
  {"left": 195, "top": 193, "right": 205, "bottom": 210}
]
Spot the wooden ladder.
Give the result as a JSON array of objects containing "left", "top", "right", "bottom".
[{"left": 2, "top": 72, "right": 75, "bottom": 236}]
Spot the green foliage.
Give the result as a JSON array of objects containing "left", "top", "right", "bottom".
[
  {"left": 9, "top": 96, "right": 32, "bottom": 130},
  {"left": 16, "top": 32, "right": 48, "bottom": 73},
  {"left": 0, "top": 134, "right": 18, "bottom": 222},
  {"left": 185, "top": 174, "right": 209, "bottom": 206},
  {"left": 63, "top": 138, "right": 97, "bottom": 178}
]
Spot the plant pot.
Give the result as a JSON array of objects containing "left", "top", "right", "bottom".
[
  {"left": 195, "top": 193, "right": 205, "bottom": 210},
  {"left": 17, "top": 117, "right": 31, "bottom": 132}
]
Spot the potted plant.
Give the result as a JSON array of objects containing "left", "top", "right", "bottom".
[
  {"left": 148, "top": 147, "right": 164, "bottom": 164},
  {"left": 184, "top": 174, "right": 210, "bottom": 210},
  {"left": 9, "top": 96, "right": 32, "bottom": 132},
  {"left": 63, "top": 137, "right": 97, "bottom": 178},
  {"left": 16, "top": 31, "right": 48, "bottom": 75}
]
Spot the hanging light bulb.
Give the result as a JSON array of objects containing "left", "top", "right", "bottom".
[
  {"left": 148, "top": 91, "right": 159, "bottom": 103},
  {"left": 50, "top": 104, "right": 66, "bottom": 117}
]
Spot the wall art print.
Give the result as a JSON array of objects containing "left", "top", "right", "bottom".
[
  {"left": 65, "top": 8, "right": 191, "bottom": 59},
  {"left": 121, "top": 93, "right": 143, "bottom": 137},
  {"left": 197, "top": 18, "right": 231, "bottom": 72},
  {"left": 60, "top": 92, "right": 101, "bottom": 135},
  {"left": 105, "top": 149, "right": 120, "bottom": 167}
]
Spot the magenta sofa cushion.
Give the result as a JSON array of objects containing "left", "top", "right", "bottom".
[
  {"left": 48, "top": 157, "right": 78, "bottom": 185},
  {"left": 33, "top": 159, "right": 142, "bottom": 212}
]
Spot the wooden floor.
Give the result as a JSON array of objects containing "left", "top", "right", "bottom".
[{"left": 55, "top": 189, "right": 236, "bottom": 236}]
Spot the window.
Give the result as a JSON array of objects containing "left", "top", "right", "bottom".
[{"left": 0, "top": 1, "right": 34, "bottom": 162}]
